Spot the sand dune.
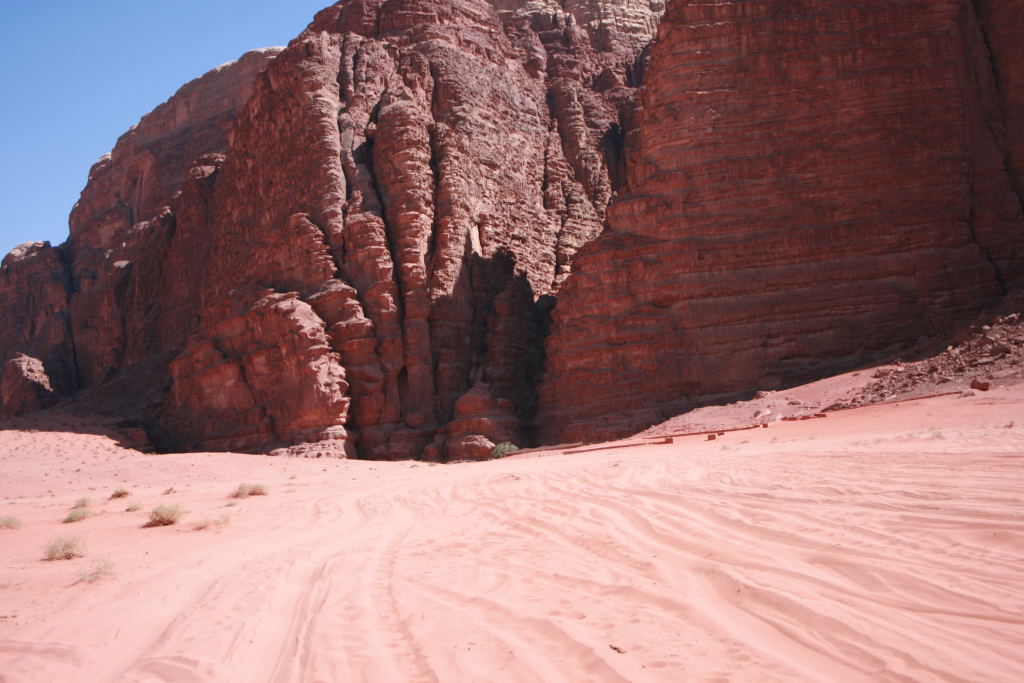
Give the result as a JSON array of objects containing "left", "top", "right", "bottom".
[{"left": 2, "top": 387, "right": 1023, "bottom": 681}]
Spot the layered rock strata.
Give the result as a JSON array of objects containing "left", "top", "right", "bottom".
[
  {"left": 9, "top": 0, "right": 1020, "bottom": 455},
  {"left": 0, "top": 0, "right": 661, "bottom": 458},
  {"left": 538, "top": 0, "right": 1024, "bottom": 442}
]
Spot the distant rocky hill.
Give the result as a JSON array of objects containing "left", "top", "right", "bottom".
[{"left": 2, "top": 0, "right": 1022, "bottom": 458}]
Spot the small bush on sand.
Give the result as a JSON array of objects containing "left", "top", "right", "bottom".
[
  {"left": 490, "top": 442, "right": 520, "bottom": 459},
  {"left": 63, "top": 508, "right": 91, "bottom": 524},
  {"left": 72, "top": 497, "right": 90, "bottom": 509},
  {"left": 77, "top": 558, "right": 115, "bottom": 583},
  {"left": 44, "top": 536, "right": 84, "bottom": 560},
  {"left": 192, "top": 515, "right": 231, "bottom": 531},
  {"left": 0, "top": 516, "right": 22, "bottom": 530},
  {"left": 109, "top": 489, "right": 130, "bottom": 499},
  {"left": 231, "top": 483, "right": 268, "bottom": 498},
  {"left": 162, "top": 487, "right": 176, "bottom": 495},
  {"left": 125, "top": 503, "right": 142, "bottom": 512},
  {"left": 145, "top": 505, "right": 183, "bottom": 527}
]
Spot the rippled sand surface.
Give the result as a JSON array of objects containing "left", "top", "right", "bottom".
[{"left": 1, "top": 387, "right": 1023, "bottom": 681}]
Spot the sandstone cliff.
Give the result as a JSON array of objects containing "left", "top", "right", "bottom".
[
  {"left": 537, "top": 0, "right": 1024, "bottom": 442},
  {"left": 1, "top": 0, "right": 661, "bottom": 458},
  {"left": 5, "top": 0, "right": 1022, "bottom": 456}
]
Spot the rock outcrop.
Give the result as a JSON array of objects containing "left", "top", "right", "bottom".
[
  {"left": 69, "top": 48, "right": 284, "bottom": 252},
  {"left": 6, "top": 0, "right": 1022, "bottom": 454},
  {"left": 537, "top": 0, "right": 1024, "bottom": 442},
  {"left": 0, "top": 354, "right": 58, "bottom": 419},
  {"left": 0, "top": 0, "right": 661, "bottom": 457},
  {"left": 0, "top": 242, "right": 74, "bottom": 396}
]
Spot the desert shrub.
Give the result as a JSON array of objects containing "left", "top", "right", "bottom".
[
  {"left": 0, "top": 516, "right": 22, "bottom": 530},
  {"left": 44, "top": 536, "right": 84, "bottom": 560},
  {"left": 145, "top": 505, "right": 183, "bottom": 527},
  {"left": 77, "top": 558, "right": 115, "bottom": 583},
  {"left": 162, "top": 487, "right": 175, "bottom": 495},
  {"left": 231, "top": 483, "right": 268, "bottom": 498},
  {"left": 63, "top": 508, "right": 91, "bottom": 524},
  {"left": 490, "top": 442, "right": 520, "bottom": 459},
  {"left": 109, "top": 489, "right": 130, "bottom": 499},
  {"left": 192, "top": 515, "right": 231, "bottom": 531},
  {"left": 125, "top": 503, "right": 142, "bottom": 512},
  {"left": 72, "top": 497, "right": 90, "bottom": 509}
]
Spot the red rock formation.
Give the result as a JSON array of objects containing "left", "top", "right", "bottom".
[
  {"left": 170, "top": 0, "right": 658, "bottom": 458},
  {"left": 969, "top": 0, "right": 1024, "bottom": 282},
  {"left": 69, "top": 48, "right": 283, "bottom": 252},
  {"left": 0, "top": 1, "right": 659, "bottom": 458},
  {"left": 161, "top": 290, "right": 352, "bottom": 454},
  {"left": 436, "top": 381, "right": 523, "bottom": 460},
  {"left": 11, "top": 0, "right": 1020, "bottom": 455},
  {"left": 0, "top": 243, "right": 74, "bottom": 396},
  {"left": 65, "top": 49, "right": 283, "bottom": 389},
  {"left": 538, "top": 0, "right": 1024, "bottom": 443},
  {"left": 0, "top": 354, "right": 58, "bottom": 419}
]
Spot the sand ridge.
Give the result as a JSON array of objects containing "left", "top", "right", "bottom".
[{"left": 1, "top": 389, "right": 1023, "bottom": 681}]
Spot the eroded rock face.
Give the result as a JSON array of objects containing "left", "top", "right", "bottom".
[
  {"left": 161, "top": 291, "right": 351, "bottom": 452},
  {"left": 180, "top": 0, "right": 659, "bottom": 458},
  {"left": 537, "top": 0, "right": 1024, "bottom": 443},
  {"left": 0, "top": 243, "right": 74, "bottom": 395},
  {"left": 0, "top": 0, "right": 659, "bottom": 457},
  {"left": 69, "top": 48, "right": 283, "bottom": 252},
  {"left": 9, "top": 0, "right": 1019, "bottom": 455},
  {"left": 0, "top": 354, "right": 58, "bottom": 419},
  {"left": 446, "top": 433, "right": 497, "bottom": 461},
  {"left": 65, "top": 49, "right": 283, "bottom": 390}
]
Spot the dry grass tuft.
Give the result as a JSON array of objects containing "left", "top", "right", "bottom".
[
  {"left": 77, "top": 558, "right": 116, "bottom": 583},
  {"left": 72, "top": 497, "right": 90, "bottom": 509},
  {"left": 0, "top": 516, "right": 22, "bottom": 530},
  {"left": 231, "top": 483, "right": 268, "bottom": 499},
  {"left": 109, "top": 489, "right": 130, "bottom": 499},
  {"left": 145, "top": 505, "right": 184, "bottom": 527},
  {"left": 63, "top": 508, "right": 91, "bottom": 524},
  {"left": 44, "top": 536, "right": 84, "bottom": 560},
  {"left": 192, "top": 515, "right": 231, "bottom": 531},
  {"left": 125, "top": 503, "right": 142, "bottom": 512}
]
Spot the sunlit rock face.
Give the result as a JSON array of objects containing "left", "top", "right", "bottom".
[
  {"left": 0, "top": 1, "right": 661, "bottom": 457},
  {"left": 537, "top": 0, "right": 1024, "bottom": 443}
]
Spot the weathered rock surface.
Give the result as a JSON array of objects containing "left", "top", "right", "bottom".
[
  {"left": 446, "top": 433, "right": 497, "bottom": 461},
  {"left": 0, "top": 354, "right": 58, "bottom": 419},
  {"left": 435, "top": 381, "right": 524, "bottom": 459},
  {"left": 65, "top": 48, "right": 283, "bottom": 390},
  {"left": 161, "top": 291, "right": 352, "bottom": 453},
  {"left": 0, "top": 0, "right": 659, "bottom": 458},
  {"left": 538, "top": 0, "right": 1024, "bottom": 443},
  {"left": 69, "top": 48, "right": 283, "bottom": 252},
  {"left": 0, "top": 243, "right": 74, "bottom": 394},
  {"left": 8, "top": 0, "right": 1022, "bottom": 455}
]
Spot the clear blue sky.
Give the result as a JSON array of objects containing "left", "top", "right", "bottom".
[{"left": 0, "top": 0, "right": 332, "bottom": 257}]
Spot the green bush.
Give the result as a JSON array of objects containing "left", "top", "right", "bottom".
[{"left": 491, "top": 442, "right": 520, "bottom": 459}]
